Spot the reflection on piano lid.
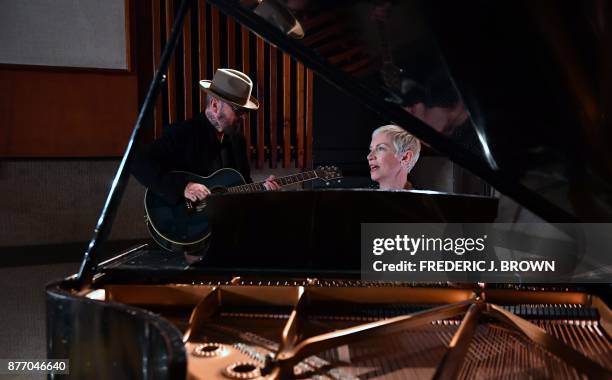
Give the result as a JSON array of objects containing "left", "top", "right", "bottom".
[
  {"left": 47, "top": 1, "right": 611, "bottom": 379},
  {"left": 249, "top": 0, "right": 305, "bottom": 39}
]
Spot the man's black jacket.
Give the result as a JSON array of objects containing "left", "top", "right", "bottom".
[{"left": 131, "top": 114, "right": 252, "bottom": 204}]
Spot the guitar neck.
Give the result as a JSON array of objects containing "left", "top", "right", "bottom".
[{"left": 229, "top": 170, "right": 320, "bottom": 193}]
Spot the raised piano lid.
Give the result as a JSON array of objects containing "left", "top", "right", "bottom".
[{"left": 210, "top": 0, "right": 612, "bottom": 223}]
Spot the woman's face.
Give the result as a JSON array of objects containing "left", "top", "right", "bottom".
[{"left": 367, "top": 132, "right": 402, "bottom": 185}]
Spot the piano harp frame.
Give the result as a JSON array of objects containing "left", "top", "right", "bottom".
[{"left": 86, "top": 283, "right": 612, "bottom": 379}]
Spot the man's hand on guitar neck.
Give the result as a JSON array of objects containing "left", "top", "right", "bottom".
[
  {"left": 184, "top": 175, "right": 279, "bottom": 201},
  {"left": 184, "top": 182, "right": 211, "bottom": 202},
  {"left": 263, "top": 175, "right": 281, "bottom": 191}
]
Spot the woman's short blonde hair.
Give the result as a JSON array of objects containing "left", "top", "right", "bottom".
[{"left": 372, "top": 125, "right": 421, "bottom": 172}]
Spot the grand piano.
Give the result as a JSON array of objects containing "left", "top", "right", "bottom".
[{"left": 47, "top": 0, "right": 612, "bottom": 379}]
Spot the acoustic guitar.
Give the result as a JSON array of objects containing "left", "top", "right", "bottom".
[{"left": 144, "top": 166, "right": 342, "bottom": 253}]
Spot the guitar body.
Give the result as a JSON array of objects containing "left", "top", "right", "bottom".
[{"left": 144, "top": 168, "right": 246, "bottom": 254}]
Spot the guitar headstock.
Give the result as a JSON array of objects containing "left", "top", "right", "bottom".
[{"left": 315, "top": 166, "right": 343, "bottom": 182}]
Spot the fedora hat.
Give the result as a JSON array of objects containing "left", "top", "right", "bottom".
[{"left": 199, "top": 68, "right": 259, "bottom": 110}]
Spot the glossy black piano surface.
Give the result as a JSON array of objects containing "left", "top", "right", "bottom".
[{"left": 47, "top": 0, "right": 611, "bottom": 379}]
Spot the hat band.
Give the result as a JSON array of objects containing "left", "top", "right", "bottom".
[{"left": 208, "top": 84, "right": 250, "bottom": 106}]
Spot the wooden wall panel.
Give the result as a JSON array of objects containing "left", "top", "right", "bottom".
[
  {"left": 133, "top": 0, "right": 154, "bottom": 143},
  {"left": 182, "top": 6, "right": 193, "bottom": 119},
  {"left": 152, "top": 0, "right": 163, "bottom": 138},
  {"left": 164, "top": 0, "right": 177, "bottom": 124},
  {"left": 282, "top": 53, "right": 292, "bottom": 168},
  {"left": 198, "top": 2, "right": 208, "bottom": 111},
  {"left": 241, "top": 25, "right": 252, "bottom": 161},
  {"left": 0, "top": 0, "right": 144, "bottom": 157},
  {"left": 211, "top": 7, "right": 221, "bottom": 71},
  {"left": 269, "top": 46, "right": 278, "bottom": 168},
  {"left": 256, "top": 37, "right": 265, "bottom": 169},
  {"left": 227, "top": 18, "right": 236, "bottom": 68},
  {"left": 296, "top": 62, "right": 305, "bottom": 169},
  {"left": 306, "top": 69, "right": 314, "bottom": 167},
  {"left": 0, "top": 69, "right": 137, "bottom": 157}
]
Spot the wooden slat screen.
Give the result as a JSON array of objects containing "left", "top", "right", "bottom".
[
  {"left": 256, "top": 36, "right": 265, "bottom": 169},
  {"left": 269, "top": 45, "right": 278, "bottom": 168},
  {"left": 164, "top": 0, "right": 177, "bottom": 125},
  {"left": 197, "top": 2, "right": 207, "bottom": 111},
  {"left": 282, "top": 53, "right": 292, "bottom": 168},
  {"left": 240, "top": 24, "right": 252, "bottom": 161},
  {"left": 296, "top": 62, "right": 305, "bottom": 170},
  {"left": 211, "top": 7, "right": 221, "bottom": 71},
  {"left": 152, "top": 0, "right": 313, "bottom": 169},
  {"left": 182, "top": 6, "right": 193, "bottom": 120},
  {"left": 306, "top": 69, "right": 314, "bottom": 166},
  {"left": 227, "top": 18, "right": 236, "bottom": 68},
  {"left": 152, "top": 0, "right": 163, "bottom": 138}
]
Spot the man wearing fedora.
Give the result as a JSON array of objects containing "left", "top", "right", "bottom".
[{"left": 132, "top": 68, "right": 279, "bottom": 205}]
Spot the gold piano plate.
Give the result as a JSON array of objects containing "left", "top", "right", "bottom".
[{"left": 78, "top": 281, "right": 612, "bottom": 379}]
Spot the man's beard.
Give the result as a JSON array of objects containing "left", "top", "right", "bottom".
[
  {"left": 206, "top": 109, "right": 240, "bottom": 135},
  {"left": 219, "top": 114, "right": 240, "bottom": 135}
]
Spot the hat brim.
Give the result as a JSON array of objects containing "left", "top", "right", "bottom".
[{"left": 199, "top": 80, "right": 259, "bottom": 110}]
